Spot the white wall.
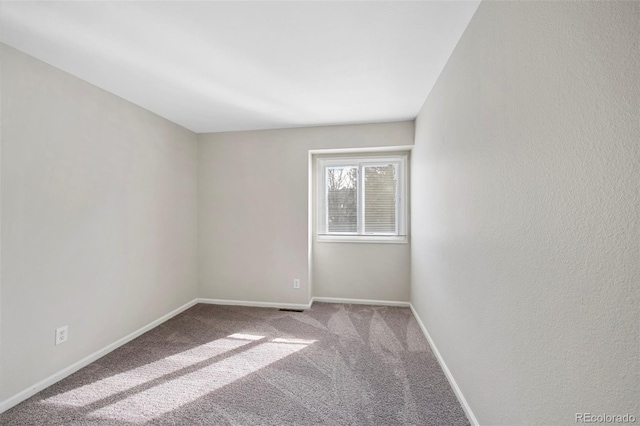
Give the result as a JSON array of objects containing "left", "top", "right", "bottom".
[
  {"left": 313, "top": 238, "right": 410, "bottom": 302},
  {"left": 411, "top": 2, "right": 639, "bottom": 425},
  {"left": 0, "top": 45, "right": 198, "bottom": 402},
  {"left": 0, "top": 36, "right": 3, "bottom": 381},
  {"left": 198, "top": 122, "right": 413, "bottom": 305}
]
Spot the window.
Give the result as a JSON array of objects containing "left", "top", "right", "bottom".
[{"left": 317, "top": 155, "right": 407, "bottom": 243}]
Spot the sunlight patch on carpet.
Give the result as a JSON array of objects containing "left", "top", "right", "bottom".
[
  {"left": 88, "top": 338, "right": 315, "bottom": 423},
  {"left": 43, "top": 334, "right": 264, "bottom": 407}
]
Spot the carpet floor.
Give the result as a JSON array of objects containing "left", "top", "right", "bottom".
[{"left": 0, "top": 303, "right": 469, "bottom": 425}]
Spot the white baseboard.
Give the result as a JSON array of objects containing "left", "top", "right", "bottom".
[
  {"left": 0, "top": 298, "right": 198, "bottom": 414},
  {"left": 197, "top": 297, "right": 409, "bottom": 309},
  {"left": 198, "top": 298, "right": 313, "bottom": 311},
  {"left": 409, "top": 304, "right": 479, "bottom": 426},
  {"left": 312, "top": 297, "right": 410, "bottom": 307}
]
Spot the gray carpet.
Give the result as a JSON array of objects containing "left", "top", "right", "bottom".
[{"left": 0, "top": 303, "right": 469, "bottom": 425}]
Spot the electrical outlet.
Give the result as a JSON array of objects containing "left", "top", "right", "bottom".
[
  {"left": 293, "top": 278, "right": 300, "bottom": 289},
  {"left": 55, "top": 326, "right": 68, "bottom": 345}
]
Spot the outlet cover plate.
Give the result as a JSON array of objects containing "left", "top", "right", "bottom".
[{"left": 55, "top": 325, "right": 68, "bottom": 345}]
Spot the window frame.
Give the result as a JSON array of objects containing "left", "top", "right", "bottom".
[{"left": 316, "top": 154, "right": 408, "bottom": 244}]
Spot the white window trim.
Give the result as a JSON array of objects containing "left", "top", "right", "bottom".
[{"left": 317, "top": 155, "right": 408, "bottom": 244}]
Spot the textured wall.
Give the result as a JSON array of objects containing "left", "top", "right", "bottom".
[
  {"left": 411, "top": 2, "right": 639, "bottom": 425},
  {"left": 0, "top": 45, "right": 198, "bottom": 402},
  {"left": 198, "top": 122, "right": 413, "bottom": 305}
]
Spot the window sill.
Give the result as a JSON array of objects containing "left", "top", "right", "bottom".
[{"left": 316, "top": 234, "right": 408, "bottom": 244}]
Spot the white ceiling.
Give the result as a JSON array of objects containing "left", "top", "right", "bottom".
[{"left": 0, "top": 1, "right": 479, "bottom": 133}]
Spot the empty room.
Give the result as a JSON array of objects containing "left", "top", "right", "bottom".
[{"left": 0, "top": 1, "right": 638, "bottom": 425}]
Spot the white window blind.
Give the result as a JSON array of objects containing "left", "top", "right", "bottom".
[{"left": 364, "top": 164, "right": 397, "bottom": 234}]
